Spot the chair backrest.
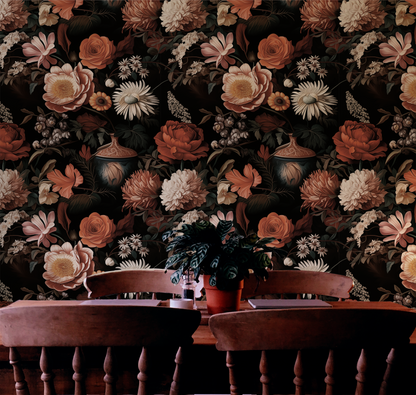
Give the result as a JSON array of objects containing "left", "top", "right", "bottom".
[
  {"left": 241, "top": 270, "right": 353, "bottom": 300},
  {"left": 209, "top": 308, "right": 416, "bottom": 395},
  {"left": 83, "top": 269, "right": 182, "bottom": 299},
  {"left": 0, "top": 301, "right": 201, "bottom": 395}
]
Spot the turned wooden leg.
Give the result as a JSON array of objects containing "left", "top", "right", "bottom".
[
  {"left": 40, "top": 347, "right": 56, "bottom": 395},
  {"left": 9, "top": 347, "right": 30, "bottom": 395},
  {"left": 355, "top": 348, "right": 368, "bottom": 395},
  {"left": 294, "top": 350, "right": 305, "bottom": 395},
  {"left": 103, "top": 346, "right": 117, "bottom": 395},
  {"left": 138, "top": 346, "right": 150, "bottom": 395},
  {"left": 379, "top": 348, "right": 397, "bottom": 395},
  {"left": 227, "top": 351, "right": 241, "bottom": 395},
  {"left": 324, "top": 349, "right": 335, "bottom": 395},
  {"left": 72, "top": 346, "right": 86, "bottom": 395},
  {"left": 260, "top": 350, "right": 271, "bottom": 395}
]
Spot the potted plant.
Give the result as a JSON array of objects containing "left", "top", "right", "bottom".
[{"left": 163, "top": 212, "right": 275, "bottom": 314}]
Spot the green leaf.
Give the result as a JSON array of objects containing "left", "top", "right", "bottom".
[
  {"left": 29, "top": 261, "right": 38, "bottom": 273},
  {"left": 386, "top": 261, "right": 394, "bottom": 273},
  {"left": 208, "top": 82, "right": 216, "bottom": 95}
]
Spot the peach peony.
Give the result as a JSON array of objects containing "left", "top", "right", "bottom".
[
  {"left": 43, "top": 241, "right": 94, "bottom": 292},
  {"left": 333, "top": 121, "right": 387, "bottom": 164},
  {"left": 300, "top": 170, "right": 341, "bottom": 211},
  {"left": 79, "top": 34, "right": 117, "bottom": 70},
  {"left": 400, "top": 244, "right": 416, "bottom": 291},
  {"left": 122, "top": 170, "right": 162, "bottom": 211},
  {"left": 155, "top": 121, "right": 209, "bottom": 164},
  {"left": 257, "top": 34, "right": 294, "bottom": 70},
  {"left": 258, "top": 212, "right": 295, "bottom": 249},
  {"left": 43, "top": 62, "right": 94, "bottom": 113},
  {"left": 339, "top": 0, "right": 387, "bottom": 33},
  {"left": 300, "top": 0, "right": 340, "bottom": 32},
  {"left": 0, "top": 0, "right": 30, "bottom": 32},
  {"left": 122, "top": 0, "right": 162, "bottom": 31},
  {"left": 0, "top": 169, "right": 30, "bottom": 210},
  {"left": 79, "top": 212, "right": 116, "bottom": 248},
  {"left": 0, "top": 123, "right": 31, "bottom": 161},
  {"left": 400, "top": 66, "right": 416, "bottom": 112},
  {"left": 221, "top": 63, "right": 272, "bottom": 113},
  {"left": 160, "top": 0, "right": 208, "bottom": 33}
]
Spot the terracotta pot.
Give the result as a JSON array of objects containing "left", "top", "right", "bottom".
[{"left": 203, "top": 275, "right": 244, "bottom": 315}]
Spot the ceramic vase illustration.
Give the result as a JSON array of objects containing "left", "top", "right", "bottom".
[
  {"left": 272, "top": 134, "right": 316, "bottom": 191},
  {"left": 94, "top": 134, "right": 138, "bottom": 192}
]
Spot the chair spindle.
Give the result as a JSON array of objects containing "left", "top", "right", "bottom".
[
  {"left": 324, "top": 349, "right": 335, "bottom": 395},
  {"left": 379, "top": 347, "right": 396, "bottom": 395},
  {"left": 259, "top": 350, "right": 271, "bottom": 395},
  {"left": 9, "top": 347, "right": 29, "bottom": 395},
  {"left": 355, "top": 348, "right": 368, "bottom": 395},
  {"left": 72, "top": 346, "right": 86, "bottom": 395},
  {"left": 137, "top": 346, "right": 150, "bottom": 395},
  {"left": 103, "top": 346, "right": 117, "bottom": 395},
  {"left": 293, "top": 350, "right": 305, "bottom": 395},
  {"left": 40, "top": 346, "right": 56, "bottom": 395}
]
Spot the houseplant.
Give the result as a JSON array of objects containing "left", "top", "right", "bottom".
[{"left": 163, "top": 212, "right": 275, "bottom": 313}]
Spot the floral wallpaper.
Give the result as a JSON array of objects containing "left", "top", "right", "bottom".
[{"left": 1, "top": 0, "right": 416, "bottom": 307}]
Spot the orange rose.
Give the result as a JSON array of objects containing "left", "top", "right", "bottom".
[
  {"left": 258, "top": 34, "right": 294, "bottom": 70},
  {"left": 258, "top": 212, "right": 294, "bottom": 249},
  {"left": 0, "top": 123, "right": 31, "bottom": 161},
  {"left": 79, "top": 34, "right": 117, "bottom": 70},
  {"left": 333, "top": 121, "right": 388, "bottom": 164},
  {"left": 155, "top": 120, "right": 209, "bottom": 164},
  {"left": 79, "top": 212, "right": 116, "bottom": 248}
]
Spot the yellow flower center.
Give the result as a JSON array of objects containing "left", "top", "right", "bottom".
[
  {"left": 229, "top": 77, "right": 253, "bottom": 99},
  {"left": 51, "top": 78, "right": 75, "bottom": 99},
  {"left": 408, "top": 79, "right": 416, "bottom": 98},
  {"left": 50, "top": 255, "right": 75, "bottom": 278}
]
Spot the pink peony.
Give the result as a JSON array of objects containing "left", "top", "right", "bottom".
[
  {"left": 221, "top": 63, "right": 272, "bottom": 113},
  {"left": 43, "top": 241, "right": 94, "bottom": 291},
  {"left": 43, "top": 62, "right": 94, "bottom": 113}
]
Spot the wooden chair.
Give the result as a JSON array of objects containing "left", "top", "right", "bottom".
[
  {"left": 241, "top": 270, "right": 353, "bottom": 300},
  {"left": 84, "top": 268, "right": 204, "bottom": 299},
  {"left": 0, "top": 300, "right": 201, "bottom": 395},
  {"left": 209, "top": 308, "right": 416, "bottom": 395}
]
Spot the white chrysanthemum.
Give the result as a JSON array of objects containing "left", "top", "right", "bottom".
[
  {"left": 339, "top": 169, "right": 387, "bottom": 212},
  {"left": 295, "top": 258, "right": 329, "bottom": 272},
  {"left": 160, "top": 169, "right": 208, "bottom": 212},
  {"left": 113, "top": 81, "right": 159, "bottom": 121},
  {"left": 291, "top": 81, "right": 337, "bottom": 121},
  {"left": 116, "top": 259, "right": 151, "bottom": 270},
  {"left": 160, "top": 0, "right": 208, "bottom": 33}
]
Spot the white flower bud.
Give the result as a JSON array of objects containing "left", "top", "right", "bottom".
[
  {"left": 284, "top": 257, "right": 294, "bottom": 266},
  {"left": 105, "top": 257, "right": 115, "bottom": 266},
  {"left": 105, "top": 79, "right": 115, "bottom": 88},
  {"left": 283, "top": 79, "right": 293, "bottom": 88}
]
